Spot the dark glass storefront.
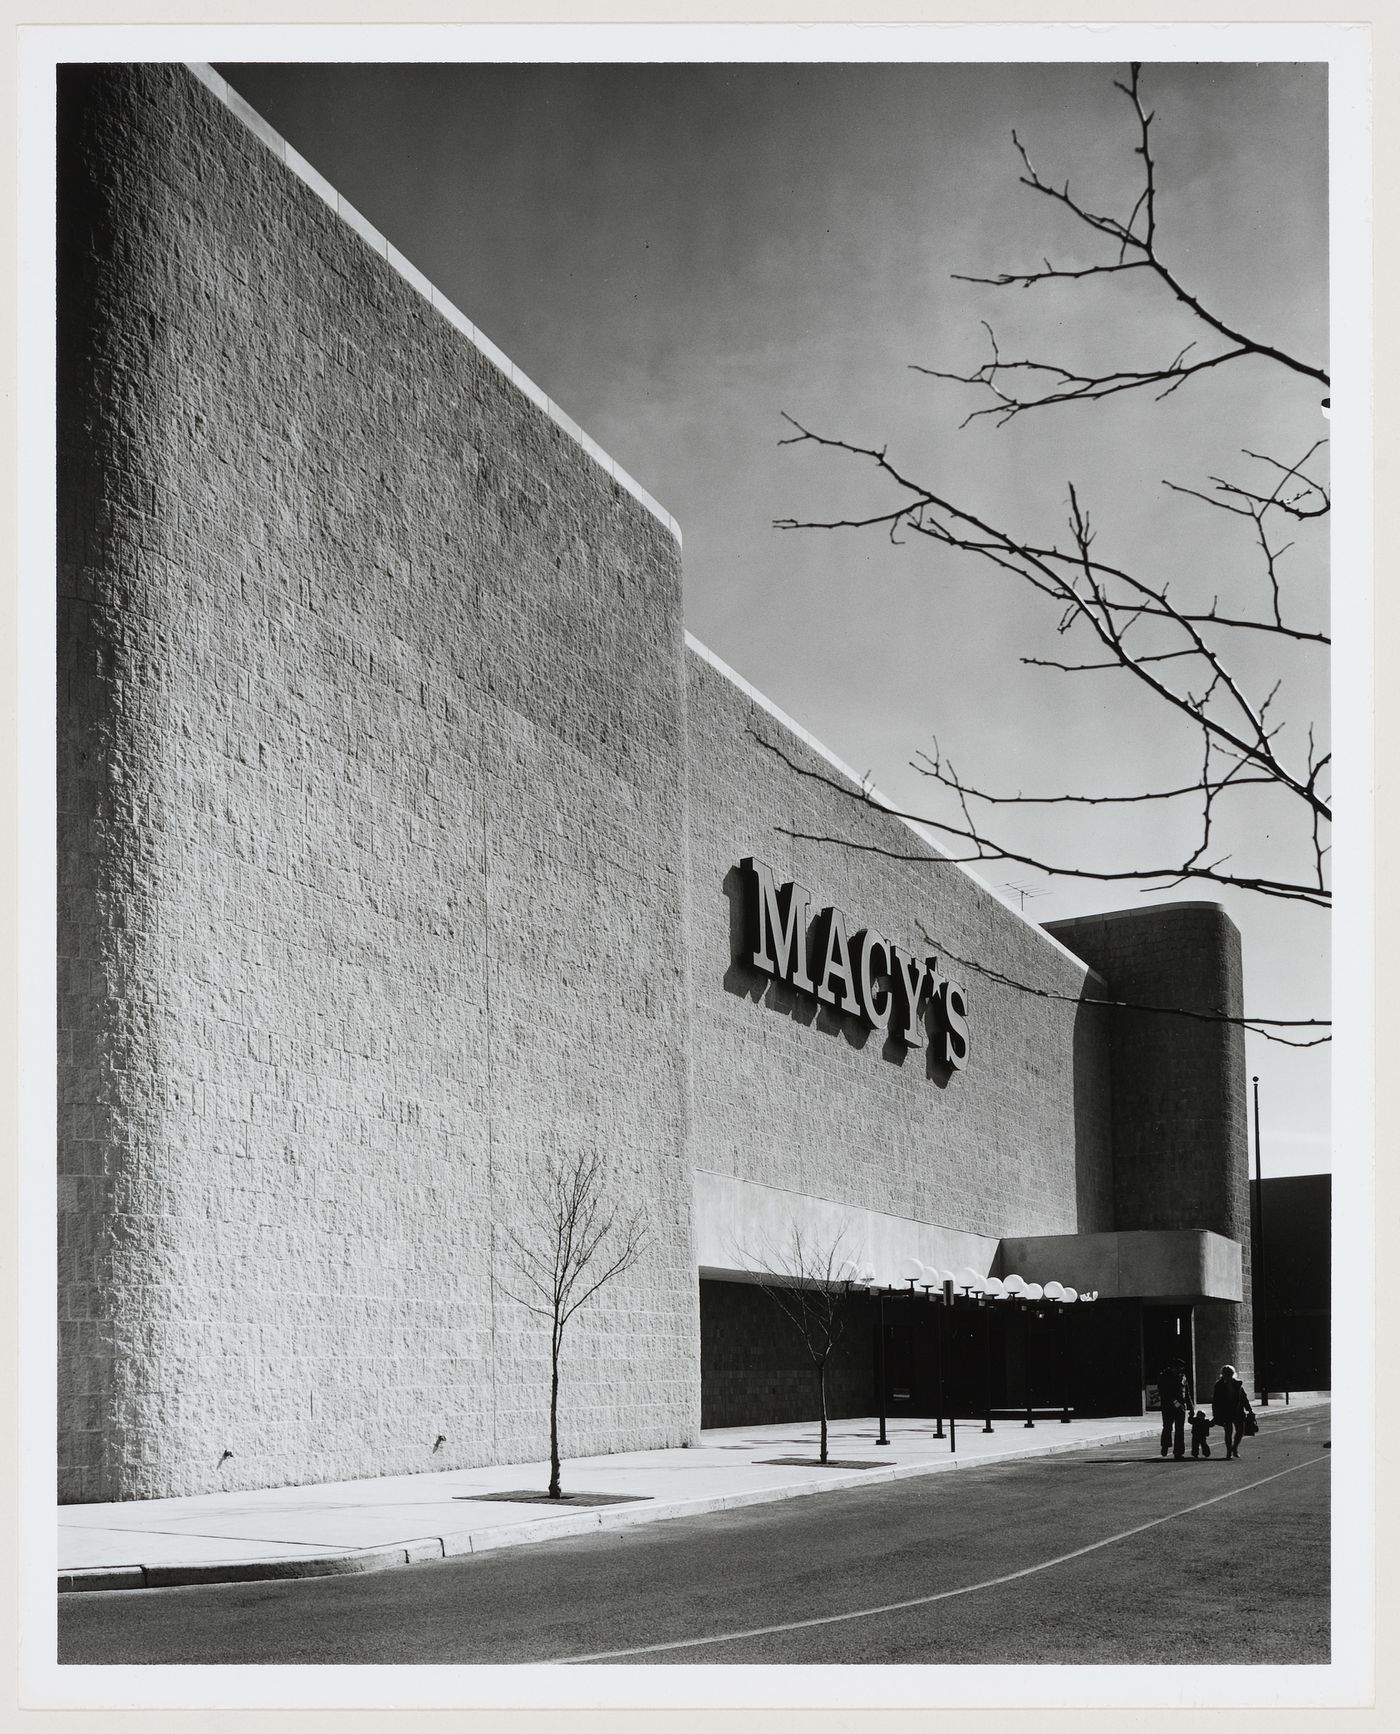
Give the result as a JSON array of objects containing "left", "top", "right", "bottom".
[{"left": 699, "top": 1278, "right": 1194, "bottom": 1430}]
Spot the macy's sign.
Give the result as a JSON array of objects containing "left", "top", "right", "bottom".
[{"left": 739, "top": 856, "right": 970, "bottom": 1070}]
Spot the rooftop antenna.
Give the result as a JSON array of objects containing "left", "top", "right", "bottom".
[{"left": 1001, "top": 880, "right": 1051, "bottom": 913}]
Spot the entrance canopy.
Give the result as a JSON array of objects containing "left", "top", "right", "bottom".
[
  {"left": 695, "top": 1170, "right": 999, "bottom": 1288},
  {"left": 696, "top": 1172, "right": 1242, "bottom": 1307},
  {"left": 998, "top": 1229, "right": 1243, "bottom": 1305}
]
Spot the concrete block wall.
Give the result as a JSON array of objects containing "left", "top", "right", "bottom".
[
  {"left": 1046, "top": 904, "right": 1253, "bottom": 1391},
  {"left": 58, "top": 63, "right": 695, "bottom": 1501},
  {"left": 683, "top": 642, "right": 1116, "bottom": 1248}
]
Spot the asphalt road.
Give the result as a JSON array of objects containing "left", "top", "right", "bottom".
[{"left": 59, "top": 1405, "right": 1329, "bottom": 1666}]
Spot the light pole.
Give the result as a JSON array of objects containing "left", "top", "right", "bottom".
[
  {"left": 900, "top": 1259, "right": 945, "bottom": 1440},
  {"left": 948, "top": 1267, "right": 987, "bottom": 1451},
  {"left": 1044, "top": 1281, "right": 1073, "bottom": 1422},
  {"left": 874, "top": 1285, "right": 890, "bottom": 1445},
  {"left": 1253, "top": 1073, "right": 1270, "bottom": 1407},
  {"left": 1001, "top": 1273, "right": 1030, "bottom": 1424},
  {"left": 928, "top": 1278, "right": 946, "bottom": 1443},
  {"left": 856, "top": 1267, "right": 890, "bottom": 1448},
  {"left": 1060, "top": 1286, "right": 1080, "bottom": 1424},
  {"left": 982, "top": 1295, "right": 995, "bottom": 1433},
  {"left": 1022, "top": 1283, "right": 1045, "bottom": 1426},
  {"left": 981, "top": 1275, "right": 1005, "bottom": 1433}
]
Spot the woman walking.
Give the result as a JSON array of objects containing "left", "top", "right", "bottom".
[{"left": 1212, "top": 1363, "right": 1255, "bottom": 1459}]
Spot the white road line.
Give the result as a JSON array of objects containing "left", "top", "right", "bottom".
[{"left": 553, "top": 1450, "right": 1330, "bottom": 1664}]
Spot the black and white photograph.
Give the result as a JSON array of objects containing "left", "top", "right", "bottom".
[{"left": 17, "top": 14, "right": 1374, "bottom": 1716}]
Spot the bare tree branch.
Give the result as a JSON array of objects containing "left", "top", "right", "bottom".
[
  {"left": 772, "top": 420, "right": 1327, "bottom": 906},
  {"left": 911, "top": 923, "right": 1330, "bottom": 1050},
  {"left": 912, "top": 326, "right": 1259, "bottom": 427},
  {"left": 744, "top": 721, "right": 1328, "bottom": 911},
  {"left": 937, "top": 64, "right": 1328, "bottom": 414},
  {"left": 776, "top": 420, "right": 1329, "bottom": 646},
  {"left": 775, "top": 821, "right": 1329, "bottom": 912},
  {"left": 734, "top": 729, "right": 1327, "bottom": 1040},
  {"left": 773, "top": 57, "right": 1328, "bottom": 1087}
]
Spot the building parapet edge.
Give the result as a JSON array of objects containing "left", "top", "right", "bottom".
[
  {"left": 184, "top": 62, "right": 682, "bottom": 548},
  {"left": 683, "top": 631, "right": 1108, "bottom": 983},
  {"left": 189, "top": 59, "right": 1109, "bottom": 993}
]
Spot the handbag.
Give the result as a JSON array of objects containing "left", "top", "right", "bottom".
[{"left": 1243, "top": 1412, "right": 1259, "bottom": 1436}]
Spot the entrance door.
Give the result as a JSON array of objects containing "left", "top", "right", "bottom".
[
  {"left": 1068, "top": 1299, "right": 1148, "bottom": 1416},
  {"left": 883, "top": 1300, "right": 1005, "bottom": 1420},
  {"left": 882, "top": 1293, "right": 947, "bottom": 1417},
  {"left": 1141, "top": 1304, "right": 1196, "bottom": 1410}
]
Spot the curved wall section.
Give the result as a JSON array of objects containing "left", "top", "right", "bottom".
[
  {"left": 1046, "top": 903, "right": 1253, "bottom": 1385},
  {"left": 57, "top": 65, "right": 694, "bottom": 1501}
]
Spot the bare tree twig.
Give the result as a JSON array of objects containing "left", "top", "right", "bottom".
[
  {"left": 772, "top": 56, "right": 1329, "bottom": 1064},
  {"left": 911, "top": 923, "right": 1330, "bottom": 1049},
  {"left": 935, "top": 65, "right": 1328, "bottom": 416},
  {"left": 772, "top": 410, "right": 1328, "bottom": 905}
]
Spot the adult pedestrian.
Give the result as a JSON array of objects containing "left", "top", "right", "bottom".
[
  {"left": 1212, "top": 1363, "right": 1254, "bottom": 1459},
  {"left": 1156, "top": 1355, "right": 1192, "bottom": 1460}
]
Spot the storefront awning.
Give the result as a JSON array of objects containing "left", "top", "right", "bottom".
[{"left": 996, "top": 1229, "right": 1243, "bottom": 1304}]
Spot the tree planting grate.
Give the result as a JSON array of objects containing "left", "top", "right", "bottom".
[
  {"left": 756, "top": 1457, "right": 888, "bottom": 1470},
  {"left": 454, "top": 1490, "right": 652, "bottom": 1507}
]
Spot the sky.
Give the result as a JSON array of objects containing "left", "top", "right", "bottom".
[{"left": 217, "top": 56, "right": 1331, "bottom": 1176}]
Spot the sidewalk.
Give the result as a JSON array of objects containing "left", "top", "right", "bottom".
[{"left": 59, "top": 1395, "right": 1329, "bottom": 1593}]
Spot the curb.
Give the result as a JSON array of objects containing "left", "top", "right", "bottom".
[
  {"left": 57, "top": 1422, "right": 1163, "bottom": 1594},
  {"left": 58, "top": 1539, "right": 448, "bottom": 1594},
  {"left": 58, "top": 1407, "right": 1326, "bottom": 1594}
]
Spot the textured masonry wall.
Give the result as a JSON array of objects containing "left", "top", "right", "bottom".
[
  {"left": 683, "top": 648, "right": 1116, "bottom": 1249},
  {"left": 58, "top": 64, "right": 696, "bottom": 1501},
  {"left": 1046, "top": 905, "right": 1253, "bottom": 1390}
]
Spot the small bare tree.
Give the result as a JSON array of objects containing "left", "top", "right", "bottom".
[
  {"left": 744, "top": 1224, "right": 864, "bottom": 1465},
  {"left": 498, "top": 1149, "right": 647, "bottom": 1499}
]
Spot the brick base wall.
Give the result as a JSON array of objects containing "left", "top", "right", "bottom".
[{"left": 699, "top": 1279, "right": 876, "bottom": 1430}]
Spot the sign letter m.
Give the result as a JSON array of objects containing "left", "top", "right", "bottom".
[{"left": 741, "top": 857, "right": 814, "bottom": 993}]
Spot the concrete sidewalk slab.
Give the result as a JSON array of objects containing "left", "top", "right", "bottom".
[{"left": 58, "top": 1397, "right": 1329, "bottom": 1593}]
